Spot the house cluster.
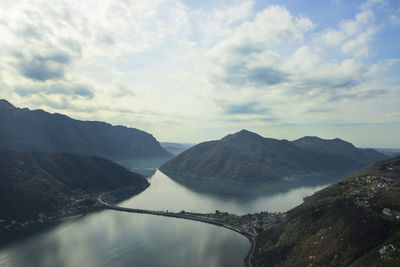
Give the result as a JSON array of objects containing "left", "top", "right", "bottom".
[
  {"left": 204, "top": 210, "right": 286, "bottom": 232},
  {"left": 236, "top": 211, "right": 286, "bottom": 231},
  {"left": 379, "top": 244, "right": 397, "bottom": 260},
  {"left": 338, "top": 174, "right": 399, "bottom": 211},
  {"left": 0, "top": 191, "right": 99, "bottom": 233}
]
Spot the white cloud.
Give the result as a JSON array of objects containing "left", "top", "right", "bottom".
[
  {"left": 320, "top": 29, "right": 346, "bottom": 46},
  {"left": 315, "top": 8, "right": 376, "bottom": 58},
  {"left": 207, "top": 5, "right": 313, "bottom": 90},
  {"left": 191, "top": 0, "right": 255, "bottom": 46},
  {"left": 212, "top": 0, "right": 254, "bottom": 25},
  {"left": 0, "top": 0, "right": 399, "bottom": 144},
  {"left": 231, "top": 5, "right": 313, "bottom": 48},
  {"left": 355, "top": 10, "right": 374, "bottom": 25},
  {"left": 361, "top": 0, "right": 386, "bottom": 10},
  {"left": 341, "top": 27, "right": 376, "bottom": 57}
]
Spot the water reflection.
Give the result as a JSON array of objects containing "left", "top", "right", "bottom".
[
  {"left": 120, "top": 170, "right": 332, "bottom": 214},
  {"left": 0, "top": 167, "right": 341, "bottom": 267},
  {"left": 0, "top": 210, "right": 248, "bottom": 267},
  {"left": 163, "top": 171, "right": 346, "bottom": 199}
]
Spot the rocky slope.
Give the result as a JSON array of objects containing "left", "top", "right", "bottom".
[{"left": 253, "top": 155, "right": 400, "bottom": 266}]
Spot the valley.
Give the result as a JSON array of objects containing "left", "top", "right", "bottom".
[
  {"left": 1, "top": 1, "right": 399, "bottom": 266},
  {"left": 0, "top": 100, "right": 398, "bottom": 267}
]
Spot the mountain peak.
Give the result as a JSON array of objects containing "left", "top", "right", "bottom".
[
  {"left": 235, "top": 129, "right": 259, "bottom": 136},
  {"left": 223, "top": 129, "right": 264, "bottom": 141},
  {"left": 0, "top": 99, "right": 16, "bottom": 110},
  {"left": 160, "top": 130, "right": 388, "bottom": 183},
  {"left": 298, "top": 136, "right": 322, "bottom": 140}
]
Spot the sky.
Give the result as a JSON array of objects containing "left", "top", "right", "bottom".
[{"left": 0, "top": 0, "right": 399, "bottom": 147}]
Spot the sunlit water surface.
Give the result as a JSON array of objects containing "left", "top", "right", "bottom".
[
  {"left": 0, "top": 170, "right": 330, "bottom": 267},
  {"left": 121, "top": 170, "right": 328, "bottom": 214}
]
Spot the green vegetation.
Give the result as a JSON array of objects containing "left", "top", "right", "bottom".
[
  {"left": 253, "top": 156, "right": 400, "bottom": 266},
  {"left": 160, "top": 129, "right": 387, "bottom": 183},
  {"left": 0, "top": 151, "right": 148, "bottom": 221}
]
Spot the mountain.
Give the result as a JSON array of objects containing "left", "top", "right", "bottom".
[
  {"left": 160, "top": 142, "right": 195, "bottom": 155},
  {"left": 292, "top": 136, "right": 387, "bottom": 165},
  {"left": 160, "top": 130, "right": 387, "bottom": 183},
  {"left": 0, "top": 151, "right": 149, "bottom": 221},
  {"left": 376, "top": 148, "right": 400, "bottom": 158},
  {"left": 253, "top": 155, "right": 400, "bottom": 266},
  {"left": 0, "top": 99, "right": 171, "bottom": 160}
]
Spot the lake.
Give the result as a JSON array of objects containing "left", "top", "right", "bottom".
[{"left": 0, "top": 170, "right": 330, "bottom": 267}]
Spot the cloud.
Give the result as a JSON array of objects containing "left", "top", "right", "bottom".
[
  {"left": 111, "top": 83, "right": 135, "bottom": 97},
  {"left": 0, "top": 0, "right": 398, "bottom": 144},
  {"left": 306, "top": 108, "right": 335, "bottom": 113},
  {"left": 316, "top": 9, "right": 376, "bottom": 58},
  {"left": 212, "top": 0, "right": 254, "bottom": 25},
  {"left": 204, "top": 1, "right": 395, "bottom": 125},
  {"left": 259, "top": 117, "right": 278, "bottom": 122},
  {"left": 223, "top": 101, "right": 269, "bottom": 115},
  {"left": 208, "top": 6, "right": 312, "bottom": 88},
  {"left": 319, "top": 29, "right": 346, "bottom": 46},
  {"left": 341, "top": 27, "right": 375, "bottom": 57},
  {"left": 361, "top": 0, "right": 386, "bottom": 10},
  {"left": 222, "top": 65, "right": 288, "bottom": 87},
  {"left": 14, "top": 82, "right": 94, "bottom": 99},
  {"left": 286, "top": 54, "right": 364, "bottom": 93},
  {"left": 326, "top": 88, "right": 388, "bottom": 102},
  {"left": 192, "top": 0, "right": 255, "bottom": 46},
  {"left": 210, "top": 5, "right": 313, "bottom": 55},
  {"left": 14, "top": 51, "right": 72, "bottom": 81}
]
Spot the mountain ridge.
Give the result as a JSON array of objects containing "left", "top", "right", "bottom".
[
  {"left": 0, "top": 150, "right": 149, "bottom": 222},
  {"left": 0, "top": 99, "right": 172, "bottom": 160},
  {"left": 160, "top": 130, "right": 387, "bottom": 183}
]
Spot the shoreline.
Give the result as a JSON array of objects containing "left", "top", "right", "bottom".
[
  {"left": 98, "top": 186, "right": 286, "bottom": 267},
  {"left": 0, "top": 184, "right": 149, "bottom": 240}
]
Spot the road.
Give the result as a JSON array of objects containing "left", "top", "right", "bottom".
[{"left": 97, "top": 190, "right": 256, "bottom": 267}]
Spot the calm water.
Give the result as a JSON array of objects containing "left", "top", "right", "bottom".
[
  {"left": 0, "top": 170, "right": 330, "bottom": 267},
  {"left": 122, "top": 170, "right": 328, "bottom": 214}
]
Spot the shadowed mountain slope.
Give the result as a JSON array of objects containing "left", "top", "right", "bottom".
[
  {"left": 293, "top": 136, "right": 386, "bottom": 166},
  {"left": 0, "top": 99, "right": 171, "bottom": 160},
  {"left": 160, "top": 130, "right": 387, "bottom": 183},
  {"left": 0, "top": 151, "right": 148, "bottom": 221}
]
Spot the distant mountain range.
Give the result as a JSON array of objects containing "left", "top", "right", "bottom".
[
  {"left": 0, "top": 151, "right": 148, "bottom": 221},
  {"left": 0, "top": 99, "right": 171, "bottom": 160},
  {"left": 160, "top": 129, "right": 387, "bottom": 183},
  {"left": 253, "top": 155, "right": 400, "bottom": 266},
  {"left": 160, "top": 142, "right": 195, "bottom": 155},
  {"left": 376, "top": 148, "right": 400, "bottom": 158}
]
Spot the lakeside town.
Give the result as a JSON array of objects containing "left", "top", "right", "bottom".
[
  {"left": 0, "top": 190, "right": 101, "bottom": 233},
  {"left": 1, "top": 187, "right": 286, "bottom": 239}
]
